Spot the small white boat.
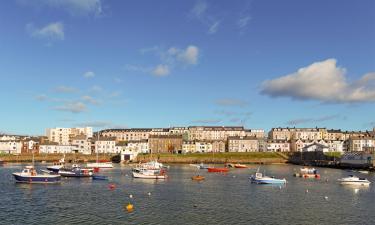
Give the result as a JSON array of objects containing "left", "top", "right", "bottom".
[
  {"left": 132, "top": 168, "right": 167, "bottom": 179},
  {"left": 13, "top": 166, "right": 61, "bottom": 183},
  {"left": 338, "top": 175, "right": 371, "bottom": 186},
  {"left": 358, "top": 170, "right": 369, "bottom": 174},
  {"left": 300, "top": 167, "right": 317, "bottom": 174}
]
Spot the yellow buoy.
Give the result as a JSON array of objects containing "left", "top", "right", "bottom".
[{"left": 125, "top": 203, "right": 134, "bottom": 212}]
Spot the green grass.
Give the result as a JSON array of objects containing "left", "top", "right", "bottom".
[{"left": 324, "top": 152, "right": 342, "bottom": 158}]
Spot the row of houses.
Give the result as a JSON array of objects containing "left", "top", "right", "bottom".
[{"left": 1, "top": 127, "right": 374, "bottom": 156}]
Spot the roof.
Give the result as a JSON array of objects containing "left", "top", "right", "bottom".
[
  {"left": 303, "top": 142, "right": 329, "bottom": 149},
  {"left": 149, "top": 135, "right": 182, "bottom": 139}
]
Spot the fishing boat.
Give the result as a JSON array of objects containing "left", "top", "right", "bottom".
[
  {"left": 250, "top": 172, "right": 286, "bottom": 184},
  {"left": 132, "top": 168, "right": 167, "bottom": 179},
  {"left": 338, "top": 175, "right": 371, "bottom": 186},
  {"left": 13, "top": 166, "right": 61, "bottom": 183},
  {"left": 234, "top": 164, "right": 248, "bottom": 168},
  {"left": 207, "top": 167, "right": 229, "bottom": 173},
  {"left": 191, "top": 175, "right": 205, "bottom": 181}
]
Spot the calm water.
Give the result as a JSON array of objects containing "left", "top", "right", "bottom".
[{"left": 1, "top": 163, "right": 374, "bottom": 225}]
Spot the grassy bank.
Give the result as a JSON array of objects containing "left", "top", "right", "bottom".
[
  {"left": 0, "top": 153, "right": 114, "bottom": 163},
  {"left": 136, "top": 152, "right": 287, "bottom": 164}
]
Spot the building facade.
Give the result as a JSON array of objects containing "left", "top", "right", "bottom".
[
  {"left": 148, "top": 135, "right": 183, "bottom": 153},
  {"left": 46, "top": 127, "right": 93, "bottom": 145},
  {"left": 228, "top": 136, "right": 259, "bottom": 152}
]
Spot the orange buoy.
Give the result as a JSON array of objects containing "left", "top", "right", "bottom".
[{"left": 125, "top": 203, "right": 134, "bottom": 212}]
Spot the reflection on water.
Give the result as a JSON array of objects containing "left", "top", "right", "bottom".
[{"left": 0, "top": 164, "right": 375, "bottom": 225}]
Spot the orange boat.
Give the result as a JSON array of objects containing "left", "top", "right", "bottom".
[
  {"left": 234, "top": 164, "right": 247, "bottom": 168},
  {"left": 207, "top": 167, "right": 229, "bottom": 173},
  {"left": 191, "top": 175, "right": 205, "bottom": 181}
]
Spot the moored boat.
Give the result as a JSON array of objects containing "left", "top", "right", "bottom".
[
  {"left": 207, "top": 167, "right": 229, "bottom": 173},
  {"left": 47, "top": 156, "right": 65, "bottom": 173},
  {"left": 59, "top": 166, "right": 93, "bottom": 177},
  {"left": 250, "top": 172, "right": 286, "bottom": 184},
  {"left": 13, "top": 166, "right": 61, "bottom": 184},
  {"left": 132, "top": 168, "right": 167, "bottom": 179},
  {"left": 338, "top": 175, "right": 371, "bottom": 186}
]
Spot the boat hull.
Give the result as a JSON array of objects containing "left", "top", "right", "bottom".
[
  {"left": 340, "top": 181, "right": 370, "bottom": 186},
  {"left": 132, "top": 172, "right": 167, "bottom": 179},
  {"left": 92, "top": 175, "right": 108, "bottom": 180},
  {"left": 13, "top": 173, "right": 61, "bottom": 184},
  {"left": 251, "top": 178, "right": 287, "bottom": 184},
  {"left": 59, "top": 171, "right": 93, "bottom": 177},
  {"left": 234, "top": 164, "right": 247, "bottom": 169},
  {"left": 207, "top": 167, "right": 229, "bottom": 173}
]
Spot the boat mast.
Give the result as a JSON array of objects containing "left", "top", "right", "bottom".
[{"left": 96, "top": 131, "right": 99, "bottom": 163}]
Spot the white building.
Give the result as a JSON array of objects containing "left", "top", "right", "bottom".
[
  {"left": 46, "top": 127, "right": 93, "bottom": 145},
  {"left": 348, "top": 137, "right": 375, "bottom": 152},
  {"left": 95, "top": 137, "right": 118, "bottom": 154},
  {"left": 188, "top": 126, "right": 245, "bottom": 141},
  {"left": 0, "top": 140, "right": 22, "bottom": 154},
  {"left": 266, "top": 140, "right": 290, "bottom": 152},
  {"left": 326, "top": 140, "right": 345, "bottom": 152},
  {"left": 118, "top": 140, "right": 149, "bottom": 161},
  {"left": 71, "top": 135, "right": 92, "bottom": 155},
  {"left": 195, "top": 141, "right": 213, "bottom": 153},
  {"left": 245, "top": 129, "right": 265, "bottom": 138},
  {"left": 302, "top": 143, "right": 329, "bottom": 152},
  {"left": 39, "top": 144, "right": 73, "bottom": 154},
  {"left": 182, "top": 141, "right": 196, "bottom": 153}
]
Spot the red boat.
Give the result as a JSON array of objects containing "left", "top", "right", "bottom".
[{"left": 207, "top": 167, "right": 229, "bottom": 173}]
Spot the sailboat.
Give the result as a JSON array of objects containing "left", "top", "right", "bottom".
[
  {"left": 13, "top": 151, "right": 61, "bottom": 183},
  {"left": 87, "top": 132, "right": 113, "bottom": 168}
]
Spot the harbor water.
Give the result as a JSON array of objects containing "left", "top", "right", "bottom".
[{"left": 1, "top": 164, "right": 374, "bottom": 225}]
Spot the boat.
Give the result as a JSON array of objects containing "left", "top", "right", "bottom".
[
  {"left": 191, "top": 175, "right": 205, "bottom": 181},
  {"left": 234, "top": 164, "right": 248, "bottom": 168},
  {"left": 46, "top": 157, "right": 65, "bottom": 173},
  {"left": 358, "top": 170, "right": 369, "bottom": 174},
  {"left": 132, "top": 168, "right": 167, "bottom": 179},
  {"left": 250, "top": 172, "right": 286, "bottom": 184},
  {"left": 225, "top": 163, "right": 235, "bottom": 168},
  {"left": 92, "top": 175, "right": 108, "bottom": 180},
  {"left": 199, "top": 163, "right": 209, "bottom": 169},
  {"left": 13, "top": 166, "right": 61, "bottom": 183},
  {"left": 300, "top": 167, "right": 317, "bottom": 174},
  {"left": 207, "top": 167, "right": 229, "bottom": 173},
  {"left": 338, "top": 175, "right": 371, "bottom": 186},
  {"left": 58, "top": 165, "right": 93, "bottom": 177}
]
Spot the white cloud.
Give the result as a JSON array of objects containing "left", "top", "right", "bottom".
[
  {"left": 168, "top": 45, "right": 199, "bottom": 65},
  {"left": 54, "top": 101, "right": 87, "bottom": 113},
  {"left": 152, "top": 64, "right": 170, "bottom": 76},
  {"left": 55, "top": 85, "right": 77, "bottom": 93},
  {"left": 190, "top": 1, "right": 208, "bottom": 18},
  {"left": 26, "top": 22, "right": 64, "bottom": 41},
  {"left": 83, "top": 71, "right": 95, "bottom": 78},
  {"left": 81, "top": 95, "right": 100, "bottom": 105},
  {"left": 19, "top": 0, "right": 103, "bottom": 16},
  {"left": 208, "top": 21, "right": 220, "bottom": 34},
  {"left": 237, "top": 15, "right": 251, "bottom": 29},
  {"left": 261, "top": 58, "right": 375, "bottom": 103}
]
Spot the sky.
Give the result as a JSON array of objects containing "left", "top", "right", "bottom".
[{"left": 0, "top": 0, "right": 374, "bottom": 135}]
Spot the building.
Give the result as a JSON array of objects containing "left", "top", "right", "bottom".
[
  {"left": 245, "top": 129, "right": 265, "bottom": 138},
  {"left": 228, "top": 136, "right": 259, "bottom": 152},
  {"left": 302, "top": 143, "right": 329, "bottom": 152},
  {"left": 326, "top": 140, "right": 345, "bottom": 152},
  {"left": 148, "top": 135, "right": 183, "bottom": 153},
  {"left": 0, "top": 140, "right": 22, "bottom": 154},
  {"left": 348, "top": 137, "right": 375, "bottom": 152},
  {"left": 118, "top": 140, "right": 149, "bottom": 161},
  {"left": 21, "top": 138, "right": 40, "bottom": 154},
  {"left": 188, "top": 126, "right": 245, "bottom": 141},
  {"left": 211, "top": 140, "right": 226, "bottom": 152},
  {"left": 39, "top": 143, "right": 73, "bottom": 154},
  {"left": 268, "top": 128, "right": 292, "bottom": 141},
  {"left": 182, "top": 141, "right": 196, "bottom": 153},
  {"left": 46, "top": 127, "right": 93, "bottom": 145},
  {"left": 266, "top": 140, "right": 290, "bottom": 152},
  {"left": 71, "top": 135, "right": 92, "bottom": 155},
  {"left": 194, "top": 141, "right": 213, "bottom": 153},
  {"left": 269, "top": 127, "right": 327, "bottom": 141},
  {"left": 95, "top": 137, "right": 117, "bottom": 154},
  {"left": 290, "top": 139, "right": 328, "bottom": 152}
]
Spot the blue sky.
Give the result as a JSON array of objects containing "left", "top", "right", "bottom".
[{"left": 0, "top": 0, "right": 374, "bottom": 135}]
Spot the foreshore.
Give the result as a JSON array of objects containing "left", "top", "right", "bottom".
[{"left": 0, "top": 152, "right": 287, "bottom": 164}]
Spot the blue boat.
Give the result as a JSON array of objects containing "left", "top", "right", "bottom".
[
  {"left": 92, "top": 175, "right": 108, "bottom": 180},
  {"left": 250, "top": 172, "right": 287, "bottom": 185},
  {"left": 13, "top": 166, "right": 61, "bottom": 184}
]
